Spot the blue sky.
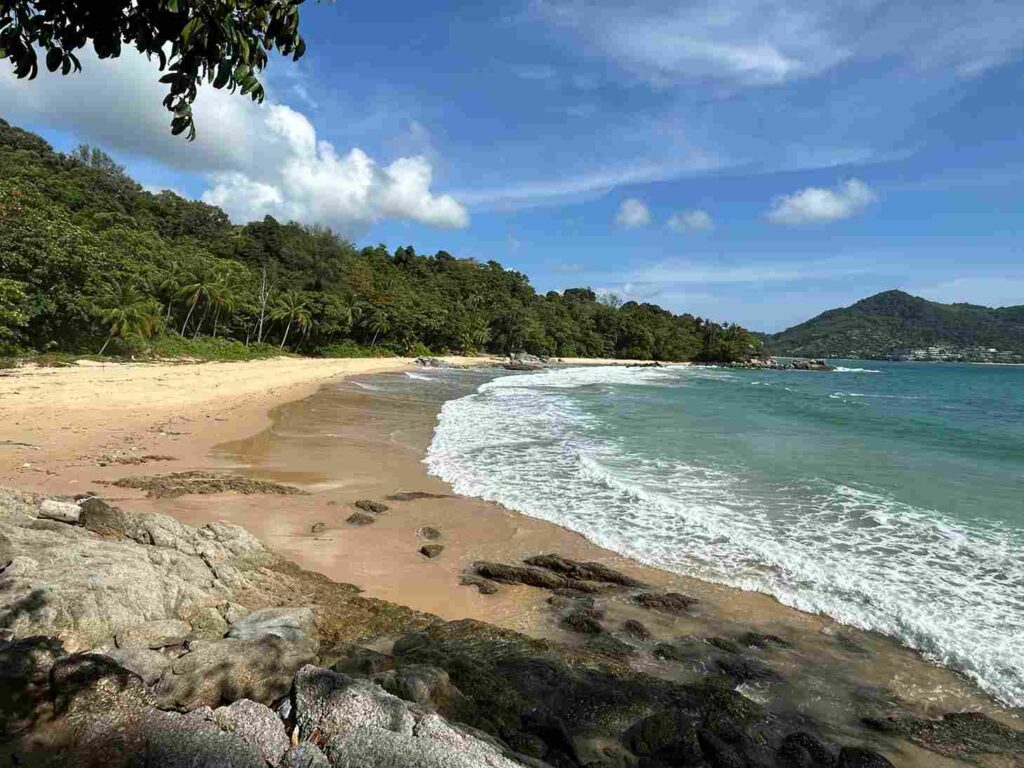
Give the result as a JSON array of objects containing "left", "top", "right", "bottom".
[{"left": 3, "top": 0, "right": 1024, "bottom": 331}]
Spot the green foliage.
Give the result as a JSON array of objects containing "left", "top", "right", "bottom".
[
  {"left": 0, "top": 0, "right": 310, "bottom": 139},
  {"left": 769, "top": 290, "right": 1024, "bottom": 358},
  {"left": 0, "top": 118, "right": 757, "bottom": 363}
]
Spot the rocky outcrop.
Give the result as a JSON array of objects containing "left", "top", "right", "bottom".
[{"left": 111, "top": 471, "right": 307, "bottom": 499}]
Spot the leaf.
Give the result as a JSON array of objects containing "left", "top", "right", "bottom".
[
  {"left": 213, "top": 62, "right": 230, "bottom": 89},
  {"left": 45, "top": 47, "right": 62, "bottom": 73}
]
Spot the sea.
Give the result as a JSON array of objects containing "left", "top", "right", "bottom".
[{"left": 419, "top": 362, "right": 1024, "bottom": 707}]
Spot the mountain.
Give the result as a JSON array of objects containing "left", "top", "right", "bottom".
[{"left": 766, "top": 290, "right": 1024, "bottom": 360}]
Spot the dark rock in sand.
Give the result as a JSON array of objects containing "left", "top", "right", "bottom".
[
  {"left": 561, "top": 606, "right": 605, "bottom": 634},
  {"left": 865, "top": 711, "right": 1024, "bottom": 761},
  {"left": 634, "top": 591, "right": 698, "bottom": 615},
  {"left": 777, "top": 731, "right": 836, "bottom": 767},
  {"left": 838, "top": 746, "right": 895, "bottom": 767},
  {"left": 653, "top": 642, "right": 688, "bottom": 662},
  {"left": 585, "top": 634, "right": 636, "bottom": 661},
  {"left": 112, "top": 471, "right": 305, "bottom": 499},
  {"left": 715, "top": 654, "right": 778, "bottom": 684},
  {"left": 417, "top": 526, "right": 442, "bottom": 540},
  {"left": 354, "top": 499, "right": 389, "bottom": 514},
  {"left": 310, "top": 521, "right": 326, "bottom": 534},
  {"left": 419, "top": 544, "right": 444, "bottom": 558},
  {"left": 388, "top": 491, "right": 448, "bottom": 501},
  {"left": 524, "top": 553, "right": 645, "bottom": 587},
  {"left": 626, "top": 709, "right": 703, "bottom": 763},
  {"left": 706, "top": 636, "right": 743, "bottom": 654},
  {"left": 346, "top": 511, "right": 376, "bottom": 526},
  {"left": 473, "top": 561, "right": 601, "bottom": 593},
  {"left": 459, "top": 574, "right": 501, "bottom": 595},
  {"left": 622, "top": 619, "right": 652, "bottom": 641},
  {"left": 737, "top": 630, "right": 792, "bottom": 649}
]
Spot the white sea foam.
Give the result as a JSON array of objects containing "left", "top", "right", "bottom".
[
  {"left": 405, "top": 371, "right": 435, "bottom": 382},
  {"left": 832, "top": 366, "right": 883, "bottom": 373},
  {"left": 426, "top": 365, "right": 1024, "bottom": 706}
]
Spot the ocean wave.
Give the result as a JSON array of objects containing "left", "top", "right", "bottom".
[
  {"left": 405, "top": 371, "right": 435, "bottom": 382},
  {"left": 832, "top": 366, "right": 883, "bottom": 373},
  {"left": 426, "top": 366, "right": 1024, "bottom": 707}
]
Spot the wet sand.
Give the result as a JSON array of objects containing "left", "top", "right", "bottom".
[{"left": 2, "top": 359, "right": 1021, "bottom": 765}]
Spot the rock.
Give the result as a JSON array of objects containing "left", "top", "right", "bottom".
[
  {"left": 354, "top": 499, "right": 389, "bottom": 514},
  {"left": 561, "top": 606, "right": 604, "bottom": 634},
  {"left": 101, "top": 647, "right": 174, "bottom": 685},
  {"left": 389, "top": 491, "right": 447, "bottom": 501},
  {"left": 293, "top": 665, "right": 415, "bottom": 740},
  {"left": 373, "top": 664, "right": 458, "bottom": 708},
  {"left": 310, "top": 522, "right": 326, "bottom": 534},
  {"left": 3, "top": 555, "right": 38, "bottom": 576},
  {"left": 281, "top": 742, "right": 331, "bottom": 768},
  {"left": 112, "top": 471, "right": 306, "bottom": 499},
  {"left": 45, "top": 654, "right": 267, "bottom": 768},
  {"left": 707, "top": 636, "right": 743, "bottom": 654},
  {"left": 420, "top": 544, "right": 444, "bottom": 558},
  {"left": 213, "top": 698, "right": 290, "bottom": 766},
  {"left": 866, "top": 711, "right": 1024, "bottom": 761},
  {"left": 633, "top": 592, "right": 698, "bottom": 615},
  {"left": 523, "top": 553, "right": 644, "bottom": 587},
  {"left": 328, "top": 643, "right": 394, "bottom": 676},
  {"left": 0, "top": 530, "right": 15, "bottom": 568},
  {"left": 715, "top": 654, "right": 777, "bottom": 684},
  {"left": 777, "top": 731, "right": 836, "bottom": 767},
  {"left": 77, "top": 496, "right": 130, "bottom": 539},
  {"left": 347, "top": 512, "right": 376, "bottom": 526},
  {"left": 736, "top": 630, "right": 791, "bottom": 649},
  {"left": 459, "top": 574, "right": 500, "bottom": 595},
  {"left": 622, "top": 619, "right": 651, "bottom": 641},
  {"left": 584, "top": 634, "right": 636, "bottom": 660},
  {"left": 155, "top": 637, "right": 318, "bottom": 710},
  {"left": 417, "top": 526, "right": 442, "bottom": 540},
  {"left": 626, "top": 709, "right": 703, "bottom": 764},
  {"left": 473, "top": 561, "right": 600, "bottom": 593},
  {"left": 38, "top": 498, "right": 80, "bottom": 524},
  {"left": 226, "top": 606, "right": 317, "bottom": 644},
  {"left": 838, "top": 746, "right": 895, "bottom": 767},
  {"left": 115, "top": 618, "right": 191, "bottom": 649}
]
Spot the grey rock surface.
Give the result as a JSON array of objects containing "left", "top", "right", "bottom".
[
  {"left": 100, "top": 647, "right": 174, "bottom": 685},
  {"left": 227, "top": 606, "right": 317, "bottom": 644},
  {"left": 281, "top": 742, "right": 331, "bottom": 768},
  {"left": 213, "top": 698, "right": 291, "bottom": 766},
  {"left": 115, "top": 618, "right": 191, "bottom": 649},
  {"left": 37, "top": 499, "right": 80, "bottom": 524}
]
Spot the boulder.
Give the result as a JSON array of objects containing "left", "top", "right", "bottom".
[
  {"left": 101, "top": 648, "right": 174, "bottom": 685},
  {"left": 372, "top": 664, "right": 458, "bottom": 708},
  {"left": 633, "top": 592, "right": 698, "bottom": 615},
  {"left": 777, "top": 731, "right": 836, "bottom": 767},
  {"left": 473, "top": 561, "right": 600, "bottom": 593},
  {"left": 523, "top": 554, "right": 644, "bottom": 587},
  {"left": 626, "top": 709, "right": 703, "bottom": 764},
  {"left": 622, "top": 619, "right": 651, "bottom": 641},
  {"left": 310, "top": 522, "right": 326, "bottom": 534},
  {"left": 293, "top": 665, "right": 415, "bottom": 740},
  {"left": 347, "top": 512, "right": 376, "bottom": 526},
  {"left": 281, "top": 742, "right": 331, "bottom": 768},
  {"left": 459, "top": 574, "right": 500, "bottom": 595},
  {"left": 212, "top": 698, "right": 291, "bottom": 766},
  {"left": 354, "top": 499, "right": 389, "bottom": 514},
  {"left": 155, "top": 637, "right": 318, "bottom": 711},
  {"left": 561, "top": 607, "right": 604, "bottom": 634},
  {"left": 417, "top": 526, "right": 442, "bottom": 540},
  {"left": 838, "top": 746, "right": 895, "bottom": 767},
  {"left": 326, "top": 642, "right": 394, "bottom": 676},
  {"left": 115, "top": 618, "right": 191, "bottom": 649},
  {"left": 226, "top": 606, "right": 317, "bottom": 644},
  {"left": 38, "top": 499, "right": 80, "bottom": 524},
  {"left": 419, "top": 544, "right": 444, "bottom": 559}
]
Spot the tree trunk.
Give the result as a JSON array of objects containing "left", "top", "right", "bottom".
[
  {"left": 370, "top": 327, "right": 380, "bottom": 347},
  {"left": 180, "top": 296, "right": 198, "bottom": 335},
  {"left": 280, "top": 322, "right": 291, "bottom": 349},
  {"left": 193, "top": 301, "right": 212, "bottom": 339},
  {"left": 212, "top": 308, "right": 221, "bottom": 338},
  {"left": 99, "top": 330, "right": 115, "bottom": 356}
]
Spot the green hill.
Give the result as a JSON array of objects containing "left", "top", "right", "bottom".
[
  {"left": 767, "top": 290, "right": 1024, "bottom": 360},
  {"left": 0, "top": 117, "right": 756, "bottom": 363}
]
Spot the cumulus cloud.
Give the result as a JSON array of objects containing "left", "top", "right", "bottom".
[
  {"left": 0, "top": 50, "right": 468, "bottom": 231},
  {"left": 765, "top": 179, "right": 877, "bottom": 225},
  {"left": 615, "top": 198, "right": 651, "bottom": 228},
  {"left": 668, "top": 209, "right": 714, "bottom": 232}
]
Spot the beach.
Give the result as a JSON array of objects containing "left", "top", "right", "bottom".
[{"left": 1, "top": 357, "right": 1020, "bottom": 766}]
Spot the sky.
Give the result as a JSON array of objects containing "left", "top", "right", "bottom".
[{"left": 3, "top": 1, "right": 1024, "bottom": 331}]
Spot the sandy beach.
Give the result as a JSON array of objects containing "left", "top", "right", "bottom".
[{"left": 1, "top": 356, "right": 1020, "bottom": 766}]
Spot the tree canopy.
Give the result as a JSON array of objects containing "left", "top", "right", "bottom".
[
  {"left": 0, "top": 0, "right": 310, "bottom": 138},
  {"left": 0, "top": 117, "right": 761, "bottom": 363}
]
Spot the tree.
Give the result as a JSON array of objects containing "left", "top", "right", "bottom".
[
  {"left": 176, "top": 264, "right": 219, "bottom": 336},
  {"left": 70, "top": 144, "right": 126, "bottom": 177},
  {"left": 1, "top": 1, "right": 311, "bottom": 139},
  {"left": 95, "top": 282, "right": 160, "bottom": 355},
  {"left": 270, "top": 289, "right": 311, "bottom": 349}
]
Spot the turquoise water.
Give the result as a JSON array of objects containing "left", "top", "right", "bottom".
[{"left": 425, "top": 362, "right": 1024, "bottom": 706}]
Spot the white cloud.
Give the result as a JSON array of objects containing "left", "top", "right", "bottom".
[
  {"left": 765, "top": 179, "right": 877, "bottom": 226},
  {"left": 0, "top": 50, "right": 468, "bottom": 231},
  {"left": 668, "top": 209, "right": 714, "bottom": 232},
  {"left": 530, "top": 1, "right": 1024, "bottom": 87},
  {"left": 614, "top": 198, "right": 652, "bottom": 228}
]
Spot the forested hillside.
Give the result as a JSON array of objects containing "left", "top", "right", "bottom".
[
  {"left": 0, "top": 118, "right": 756, "bottom": 363},
  {"left": 768, "top": 290, "right": 1024, "bottom": 359}
]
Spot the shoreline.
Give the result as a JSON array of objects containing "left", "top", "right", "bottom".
[{"left": 1, "top": 356, "right": 1020, "bottom": 765}]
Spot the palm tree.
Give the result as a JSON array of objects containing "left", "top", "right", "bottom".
[
  {"left": 176, "top": 265, "right": 217, "bottom": 336},
  {"left": 363, "top": 305, "right": 391, "bottom": 347},
  {"left": 270, "top": 290, "right": 312, "bottom": 349},
  {"left": 95, "top": 283, "right": 161, "bottom": 355},
  {"left": 207, "top": 274, "right": 239, "bottom": 338},
  {"left": 158, "top": 262, "right": 186, "bottom": 323}
]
